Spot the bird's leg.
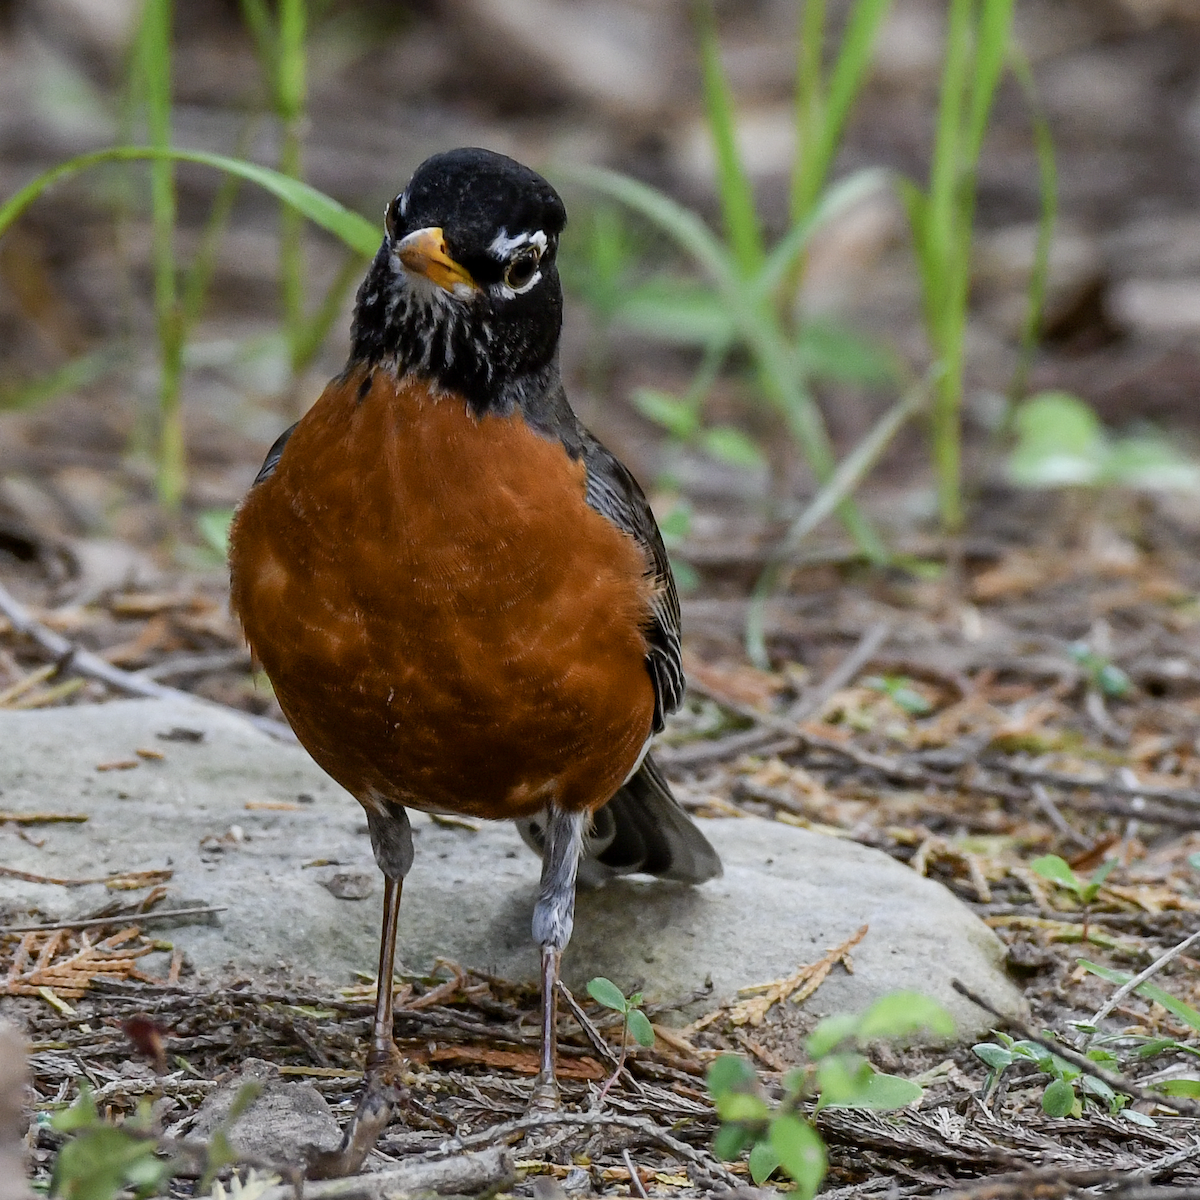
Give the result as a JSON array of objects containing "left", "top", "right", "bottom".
[
  {"left": 307, "top": 803, "right": 413, "bottom": 1179},
  {"left": 530, "top": 807, "right": 586, "bottom": 1111}
]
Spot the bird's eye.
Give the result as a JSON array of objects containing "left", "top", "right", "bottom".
[
  {"left": 385, "top": 194, "right": 405, "bottom": 239},
  {"left": 504, "top": 250, "right": 540, "bottom": 290}
]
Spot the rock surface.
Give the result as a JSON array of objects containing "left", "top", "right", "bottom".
[
  {"left": 188, "top": 1059, "right": 341, "bottom": 1162},
  {"left": 0, "top": 697, "right": 1023, "bottom": 1037}
]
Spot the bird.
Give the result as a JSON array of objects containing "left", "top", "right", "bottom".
[{"left": 228, "top": 146, "right": 721, "bottom": 1177}]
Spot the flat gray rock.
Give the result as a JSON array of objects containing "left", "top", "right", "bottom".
[{"left": 0, "top": 698, "right": 1022, "bottom": 1037}]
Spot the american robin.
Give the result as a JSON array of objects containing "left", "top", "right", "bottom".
[{"left": 228, "top": 147, "right": 721, "bottom": 1176}]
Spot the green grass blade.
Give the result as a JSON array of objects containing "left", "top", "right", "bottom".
[
  {"left": 238, "top": 0, "right": 277, "bottom": 77},
  {"left": 800, "top": 0, "right": 893, "bottom": 219},
  {"left": 135, "top": 0, "right": 185, "bottom": 510},
  {"left": 275, "top": 0, "right": 308, "bottom": 373},
  {"left": 926, "top": 0, "right": 973, "bottom": 329},
  {"left": 965, "top": 0, "right": 1015, "bottom": 165},
  {"left": 745, "top": 372, "right": 928, "bottom": 665},
  {"left": 694, "top": 0, "right": 764, "bottom": 276},
  {"left": 552, "top": 162, "right": 733, "bottom": 284},
  {"left": 1008, "top": 43, "right": 1057, "bottom": 403},
  {"left": 292, "top": 249, "right": 370, "bottom": 376},
  {"left": 791, "top": 0, "right": 827, "bottom": 223},
  {"left": 0, "top": 346, "right": 126, "bottom": 411},
  {"left": 181, "top": 120, "right": 259, "bottom": 331},
  {"left": 758, "top": 167, "right": 889, "bottom": 299},
  {"left": 0, "top": 147, "right": 382, "bottom": 256}
]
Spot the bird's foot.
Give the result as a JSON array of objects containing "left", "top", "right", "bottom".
[{"left": 306, "top": 1071, "right": 400, "bottom": 1179}]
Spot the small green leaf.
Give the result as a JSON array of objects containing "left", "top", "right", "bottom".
[
  {"left": 748, "top": 1140, "right": 782, "bottom": 1184},
  {"left": 701, "top": 425, "right": 766, "bottom": 469},
  {"left": 1041, "top": 1078, "right": 1078, "bottom": 1117},
  {"left": 1187, "top": 852, "right": 1200, "bottom": 873},
  {"left": 716, "top": 1091, "right": 770, "bottom": 1123},
  {"left": 782, "top": 1066, "right": 807, "bottom": 1097},
  {"left": 630, "top": 388, "right": 700, "bottom": 440},
  {"left": 815, "top": 1054, "right": 874, "bottom": 1110},
  {"left": 972, "top": 1043, "right": 1014, "bottom": 1071},
  {"left": 626, "top": 1008, "right": 655, "bottom": 1049},
  {"left": 1080, "top": 1074, "right": 1116, "bottom": 1104},
  {"left": 51, "top": 1088, "right": 99, "bottom": 1133},
  {"left": 1080, "top": 858, "right": 1119, "bottom": 903},
  {"left": 1158, "top": 1078, "right": 1200, "bottom": 1098},
  {"left": 712, "top": 1122, "right": 753, "bottom": 1161},
  {"left": 1030, "top": 854, "right": 1080, "bottom": 894},
  {"left": 1009, "top": 392, "right": 1107, "bottom": 488},
  {"left": 768, "top": 1114, "right": 826, "bottom": 1199},
  {"left": 856, "top": 991, "right": 956, "bottom": 1042},
  {"left": 1096, "top": 663, "right": 1132, "bottom": 698},
  {"left": 1122, "top": 1108, "right": 1157, "bottom": 1127},
  {"left": 586, "top": 977, "right": 628, "bottom": 1013},
  {"left": 706, "top": 1054, "right": 758, "bottom": 1099},
  {"left": 1011, "top": 1040, "right": 1053, "bottom": 1069},
  {"left": 806, "top": 1012, "right": 859, "bottom": 1058},
  {"left": 824, "top": 1070, "right": 923, "bottom": 1112}
]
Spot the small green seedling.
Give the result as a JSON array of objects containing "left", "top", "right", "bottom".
[
  {"left": 1030, "top": 854, "right": 1118, "bottom": 905},
  {"left": 970, "top": 1030, "right": 1133, "bottom": 1120},
  {"left": 48, "top": 1087, "right": 169, "bottom": 1200},
  {"left": 1067, "top": 642, "right": 1131, "bottom": 699},
  {"left": 864, "top": 674, "right": 933, "bottom": 716},
  {"left": 707, "top": 991, "right": 953, "bottom": 1196},
  {"left": 586, "top": 976, "right": 656, "bottom": 1105}
]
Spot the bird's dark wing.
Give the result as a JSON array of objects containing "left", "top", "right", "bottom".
[
  {"left": 253, "top": 422, "right": 299, "bottom": 486},
  {"left": 578, "top": 428, "right": 683, "bottom": 731}
]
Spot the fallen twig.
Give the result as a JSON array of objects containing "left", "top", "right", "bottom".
[
  {"left": 788, "top": 621, "right": 892, "bottom": 723},
  {"left": 1085, "top": 927, "right": 1200, "bottom": 1034},
  {"left": 0, "top": 580, "right": 292, "bottom": 742},
  {"left": 454, "top": 1111, "right": 735, "bottom": 1187},
  {"left": 0, "top": 905, "right": 226, "bottom": 935}
]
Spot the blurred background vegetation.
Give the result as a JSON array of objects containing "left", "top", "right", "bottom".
[{"left": 2, "top": 0, "right": 1200, "bottom": 625}]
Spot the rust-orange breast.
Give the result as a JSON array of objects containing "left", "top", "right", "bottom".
[{"left": 229, "top": 368, "right": 658, "bottom": 820}]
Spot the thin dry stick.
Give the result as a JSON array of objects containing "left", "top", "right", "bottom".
[
  {"left": 952, "top": 980, "right": 1200, "bottom": 1118},
  {"left": 454, "top": 1111, "right": 737, "bottom": 1187},
  {"left": 0, "top": 580, "right": 291, "bottom": 742},
  {"left": 623, "top": 1147, "right": 650, "bottom": 1199},
  {"left": 0, "top": 905, "right": 226, "bottom": 935},
  {"left": 788, "top": 620, "right": 892, "bottom": 723},
  {"left": 1086, "top": 927, "right": 1200, "bottom": 1033},
  {"left": 1030, "top": 783, "right": 1089, "bottom": 848}
]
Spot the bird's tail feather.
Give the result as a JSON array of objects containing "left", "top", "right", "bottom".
[{"left": 515, "top": 755, "right": 722, "bottom": 886}]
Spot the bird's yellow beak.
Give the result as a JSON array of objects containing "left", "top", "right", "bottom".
[{"left": 394, "top": 227, "right": 478, "bottom": 295}]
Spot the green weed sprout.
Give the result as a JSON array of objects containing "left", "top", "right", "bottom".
[
  {"left": 1009, "top": 392, "right": 1200, "bottom": 495},
  {"left": 897, "top": 0, "right": 1016, "bottom": 532},
  {"left": 971, "top": 1031, "right": 1133, "bottom": 1120},
  {"left": 49, "top": 1087, "right": 168, "bottom": 1200},
  {"left": 587, "top": 976, "right": 656, "bottom": 1104},
  {"left": 707, "top": 991, "right": 953, "bottom": 1194},
  {"left": 557, "top": 0, "right": 905, "bottom": 567},
  {"left": 1030, "top": 854, "right": 1117, "bottom": 906}
]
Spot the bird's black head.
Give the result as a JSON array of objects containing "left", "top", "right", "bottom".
[{"left": 350, "top": 148, "right": 568, "bottom": 412}]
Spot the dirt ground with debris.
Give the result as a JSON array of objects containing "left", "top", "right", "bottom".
[{"left": 3, "top": 0, "right": 1200, "bottom": 1196}]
